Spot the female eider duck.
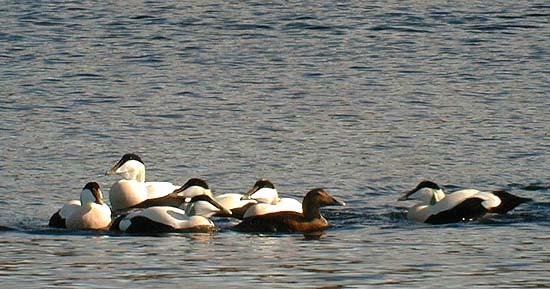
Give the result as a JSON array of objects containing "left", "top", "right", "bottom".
[
  {"left": 111, "top": 194, "right": 232, "bottom": 233},
  {"left": 398, "top": 180, "right": 531, "bottom": 224},
  {"left": 233, "top": 188, "right": 345, "bottom": 233},
  {"left": 240, "top": 179, "right": 303, "bottom": 219},
  {"left": 124, "top": 178, "right": 213, "bottom": 210},
  {"left": 105, "top": 153, "right": 180, "bottom": 212},
  {"left": 49, "top": 182, "right": 112, "bottom": 230}
]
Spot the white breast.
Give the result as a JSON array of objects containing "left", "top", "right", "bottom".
[
  {"left": 145, "top": 182, "right": 180, "bottom": 199},
  {"left": 65, "top": 203, "right": 112, "bottom": 230},
  {"left": 250, "top": 188, "right": 279, "bottom": 204},
  {"left": 109, "top": 180, "right": 149, "bottom": 211}
]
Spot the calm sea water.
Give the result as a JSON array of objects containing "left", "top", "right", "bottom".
[{"left": 1, "top": 1, "right": 549, "bottom": 288}]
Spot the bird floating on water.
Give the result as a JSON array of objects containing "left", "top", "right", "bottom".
[
  {"left": 233, "top": 188, "right": 345, "bottom": 233},
  {"left": 49, "top": 182, "right": 111, "bottom": 230},
  {"left": 398, "top": 180, "right": 531, "bottom": 224},
  {"left": 105, "top": 153, "right": 179, "bottom": 211}
]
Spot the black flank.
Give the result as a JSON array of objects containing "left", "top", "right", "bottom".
[
  {"left": 109, "top": 214, "right": 126, "bottom": 231},
  {"left": 123, "top": 216, "right": 175, "bottom": 233},
  {"left": 425, "top": 198, "right": 488, "bottom": 224},
  {"left": 48, "top": 211, "right": 66, "bottom": 228}
]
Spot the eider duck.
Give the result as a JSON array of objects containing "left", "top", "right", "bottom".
[
  {"left": 233, "top": 188, "right": 345, "bottom": 233},
  {"left": 241, "top": 179, "right": 280, "bottom": 204},
  {"left": 49, "top": 182, "right": 112, "bottom": 230},
  {"left": 105, "top": 153, "right": 179, "bottom": 211},
  {"left": 111, "top": 194, "right": 232, "bottom": 233},
  {"left": 240, "top": 179, "right": 303, "bottom": 219},
  {"left": 213, "top": 193, "right": 257, "bottom": 218},
  {"left": 124, "top": 178, "right": 213, "bottom": 210},
  {"left": 213, "top": 179, "right": 281, "bottom": 219},
  {"left": 398, "top": 180, "right": 531, "bottom": 224}
]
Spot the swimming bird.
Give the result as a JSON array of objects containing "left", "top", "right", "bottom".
[
  {"left": 105, "top": 153, "right": 179, "bottom": 211},
  {"left": 241, "top": 179, "right": 280, "bottom": 204},
  {"left": 239, "top": 179, "right": 303, "bottom": 219},
  {"left": 398, "top": 180, "right": 531, "bottom": 224},
  {"left": 111, "top": 194, "right": 232, "bottom": 233},
  {"left": 124, "top": 178, "right": 214, "bottom": 210},
  {"left": 211, "top": 179, "right": 280, "bottom": 219},
  {"left": 49, "top": 182, "right": 112, "bottom": 230},
  {"left": 233, "top": 188, "right": 345, "bottom": 233},
  {"left": 213, "top": 193, "right": 257, "bottom": 218}
]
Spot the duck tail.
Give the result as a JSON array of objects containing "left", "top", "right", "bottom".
[
  {"left": 489, "top": 190, "right": 531, "bottom": 214},
  {"left": 48, "top": 211, "right": 66, "bottom": 228},
  {"left": 109, "top": 214, "right": 127, "bottom": 231}
]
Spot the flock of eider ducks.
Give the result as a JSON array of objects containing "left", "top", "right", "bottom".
[{"left": 49, "top": 153, "right": 531, "bottom": 234}]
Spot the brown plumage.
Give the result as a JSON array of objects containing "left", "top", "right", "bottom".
[
  {"left": 128, "top": 192, "right": 184, "bottom": 209},
  {"left": 233, "top": 188, "right": 345, "bottom": 233}
]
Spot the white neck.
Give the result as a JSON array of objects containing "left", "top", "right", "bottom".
[
  {"left": 186, "top": 201, "right": 218, "bottom": 217},
  {"left": 116, "top": 160, "right": 146, "bottom": 182},
  {"left": 429, "top": 189, "right": 446, "bottom": 205},
  {"left": 80, "top": 188, "right": 96, "bottom": 204},
  {"left": 251, "top": 188, "right": 279, "bottom": 204}
]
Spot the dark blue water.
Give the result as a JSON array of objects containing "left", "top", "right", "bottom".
[{"left": 1, "top": 1, "right": 549, "bottom": 288}]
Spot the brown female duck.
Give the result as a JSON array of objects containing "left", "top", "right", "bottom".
[{"left": 232, "top": 188, "right": 345, "bottom": 233}]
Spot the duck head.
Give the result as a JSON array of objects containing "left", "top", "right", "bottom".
[
  {"left": 172, "top": 178, "right": 213, "bottom": 198},
  {"left": 105, "top": 153, "right": 146, "bottom": 182},
  {"left": 184, "top": 194, "right": 232, "bottom": 217},
  {"left": 302, "top": 188, "right": 345, "bottom": 220},
  {"left": 80, "top": 182, "right": 105, "bottom": 205},
  {"left": 241, "top": 179, "right": 279, "bottom": 204},
  {"left": 398, "top": 180, "right": 445, "bottom": 205}
]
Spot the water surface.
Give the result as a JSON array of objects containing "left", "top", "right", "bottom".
[{"left": 1, "top": 1, "right": 549, "bottom": 288}]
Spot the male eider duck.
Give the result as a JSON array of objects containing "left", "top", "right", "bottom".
[
  {"left": 214, "top": 179, "right": 303, "bottom": 219},
  {"left": 105, "top": 153, "right": 179, "bottom": 211},
  {"left": 213, "top": 179, "right": 281, "bottom": 219},
  {"left": 398, "top": 180, "right": 531, "bottom": 224},
  {"left": 124, "top": 178, "right": 213, "bottom": 210},
  {"left": 241, "top": 179, "right": 280, "bottom": 204},
  {"left": 111, "top": 194, "right": 232, "bottom": 233},
  {"left": 240, "top": 179, "right": 303, "bottom": 219},
  {"left": 49, "top": 182, "right": 112, "bottom": 230},
  {"left": 213, "top": 193, "right": 257, "bottom": 218},
  {"left": 233, "top": 188, "right": 345, "bottom": 233}
]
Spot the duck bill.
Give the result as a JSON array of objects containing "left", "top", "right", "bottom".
[
  {"left": 210, "top": 198, "right": 233, "bottom": 216},
  {"left": 105, "top": 159, "right": 124, "bottom": 176},
  {"left": 331, "top": 198, "right": 346, "bottom": 206},
  {"left": 398, "top": 189, "right": 416, "bottom": 201},
  {"left": 105, "top": 167, "right": 116, "bottom": 176},
  {"left": 189, "top": 194, "right": 233, "bottom": 216},
  {"left": 241, "top": 185, "right": 260, "bottom": 200},
  {"left": 172, "top": 186, "right": 186, "bottom": 195}
]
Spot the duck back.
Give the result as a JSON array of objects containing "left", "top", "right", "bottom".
[
  {"left": 425, "top": 198, "right": 488, "bottom": 224},
  {"left": 233, "top": 212, "right": 329, "bottom": 233}
]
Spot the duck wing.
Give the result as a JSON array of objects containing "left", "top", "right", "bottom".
[
  {"left": 425, "top": 197, "right": 488, "bottom": 224},
  {"left": 233, "top": 212, "right": 329, "bottom": 233}
]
